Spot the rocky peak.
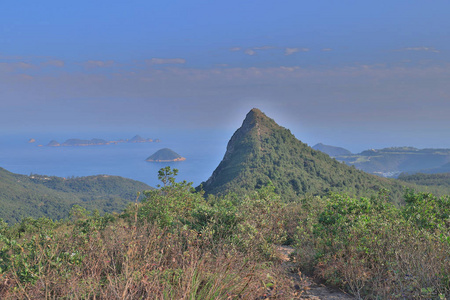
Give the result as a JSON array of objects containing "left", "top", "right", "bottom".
[{"left": 241, "top": 108, "right": 270, "bottom": 130}]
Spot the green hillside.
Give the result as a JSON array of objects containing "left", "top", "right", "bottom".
[
  {"left": 200, "top": 108, "right": 408, "bottom": 202},
  {"left": 398, "top": 172, "right": 450, "bottom": 189},
  {"left": 0, "top": 167, "right": 151, "bottom": 224}
]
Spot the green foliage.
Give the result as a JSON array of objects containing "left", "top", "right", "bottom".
[
  {"left": 403, "top": 190, "right": 450, "bottom": 230},
  {"left": 191, "top": 184, "right": 287, "bottom": 258},
  {"left": 191, "top": 196, "right": 240, "bottom": 240},
  {"left": 228, "top": 184, "right": 287, "bottom": 256},
  {"left": 132, "top": 167, "right": 206, "bottom": 227}
]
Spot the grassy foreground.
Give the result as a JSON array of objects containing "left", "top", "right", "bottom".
[{"left": 0, "top": 167, "right": 449, "bottom": 299}]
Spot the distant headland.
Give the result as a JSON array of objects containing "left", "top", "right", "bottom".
[
  {"left": 146, "top": 148, "right": 186, "bottom": 162},
  {"left": 46, "top": 135, "right": 160, "bottom": 147}
]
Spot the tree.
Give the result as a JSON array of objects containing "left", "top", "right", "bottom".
[{"left": 137, "top": 167, "right": 205, "bottom": 227}]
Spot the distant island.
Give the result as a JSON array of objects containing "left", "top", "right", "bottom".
[
  {"left": 313, "top": 143, "right": 450, "bottom": 178},
  {"left": 46, "top": 135, "right": 161, "bottom": 147},
  {"left": 146, "top": 148, "right": 186, "bottom": 162}
]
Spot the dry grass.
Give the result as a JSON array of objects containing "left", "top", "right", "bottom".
[{"left": 0, "top": 210, "right": 295, "bottom": 299}]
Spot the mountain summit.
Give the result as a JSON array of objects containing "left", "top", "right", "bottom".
[{"left": 201, "top": 108, "right": 404, "bottom": 200}]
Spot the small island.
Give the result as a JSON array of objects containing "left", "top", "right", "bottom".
[
  {"left": 146, "top": 148, "right": 186, "bottom": 162},
  {"left": 47, "top": 140, "right": 61, "bottom": 147}
]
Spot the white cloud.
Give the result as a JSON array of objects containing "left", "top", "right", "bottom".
[
  {"left": 280, "top": 66, "right": 300, "bottom": 72},
  {"left": 0, "top": 56, "right": 65, "bottom": 72},
  {"left": 284, "top": 48, "right": 309, "bottom": 56},
  {"left": 83, "top": 60, "right": 115, "bottom": 68},
  {"left": 232, "top": 46, "right": 275, "bottom": 55},
  {"left": 322, "top": 48, "right": 333, "bottom": 52},
  {"left": 244, "top": 49, "right": 256, "bottom": 56},
  {"left": 396, "top": 47, "right": 440, "bottom": 53},
  {"left": 284, "top": 48, "right": 299, "bottom": 56},
  {"left": 146, "top": 58, "right": 186, "bottom": 65}
]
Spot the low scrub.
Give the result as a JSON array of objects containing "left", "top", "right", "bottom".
[
  {"left": 294, "top": 190, "right": 450, "bottom": 299},
  {"left": 0, "top": 168, "right": 292, "bottom": 299}
]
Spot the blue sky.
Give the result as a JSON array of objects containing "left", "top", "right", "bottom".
[{"left": 1, "top": 0, "right": 450, "bottom": 152}]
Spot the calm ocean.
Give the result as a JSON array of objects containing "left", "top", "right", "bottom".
[{"left": 0, "top": 130, "right": 232, "bottom": 188}]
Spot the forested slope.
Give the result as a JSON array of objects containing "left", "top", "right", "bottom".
[{"left": 0, "top": 167, "right": 150, "bottom": 223}]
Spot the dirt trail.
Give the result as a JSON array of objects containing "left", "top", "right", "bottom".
[{"left": 276, "top": 246, "right": 354, "bottom": 300}]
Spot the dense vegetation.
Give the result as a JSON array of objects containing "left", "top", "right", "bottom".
[
  {"left": 0, "top": 167, "right": 448, "bottom": 299},
  {"left": 0, "top": 167, "right": 151, "bottom": 224},
  {"left": 399, "top": 172, "right": 450, "bottom": 187},
  {"left": 201, "top": 109, "right": 410, "bottom": 203}
]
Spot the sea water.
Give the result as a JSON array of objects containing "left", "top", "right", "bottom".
[{"left": 0, "top": 130, "right": 232, "bottom": 188}]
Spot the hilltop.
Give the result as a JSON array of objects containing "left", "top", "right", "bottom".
[{"left": 200, "top": 108, "right": 408, "bottom": 201}]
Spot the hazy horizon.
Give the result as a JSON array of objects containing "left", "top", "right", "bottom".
[
  {"left": 2, "top": 120, "right": 450, "bottom": 155},
  {"left": 2, "top": 1, "right": 450, "bottom": 153}
]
